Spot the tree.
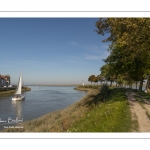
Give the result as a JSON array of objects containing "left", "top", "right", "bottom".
[
  {"left": 95, "top": 18, "right": 150, "bottom": 91},
  {"left": 97, "top": 74, "right": 105, "bottom": 85},
  {"left": 88, "top": 75, "right": 96, "bottom": 85},
  {"left": 94, "top": 76, "right": 99, "bottom": 85},
  {"left": 100, "top": 64, "right": 116, "bottom": 86}
]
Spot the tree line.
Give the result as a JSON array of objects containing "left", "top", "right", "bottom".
[
  {"left": 88, "top": 74, "right": 105, "bottom": 85},
  {"left": 89, "top": 18, "right": 150, "bottom": 91}
]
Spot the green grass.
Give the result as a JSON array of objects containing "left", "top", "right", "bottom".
[
  {"left": 136, "top": 91, "right": 150, "bottom": 100},
  {"left": 68, "top": 88, "right": 136, "bottom": 132},
  {"left": 128, "top": 89, "right": 150, "bottom": 103},
  {"left": 0, "top": 86, "right": 31, "bottom": 95},
  {"left": 77, "top": 85, "right": 101, "bottom": 89}
]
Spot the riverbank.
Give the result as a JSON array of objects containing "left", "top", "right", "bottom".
[
  {"left": 2, "top": 85, "right": 137, "bottom": 132},
  {"left": 2, "top": 86, "right": 99, "bottom": 132},
  {"left": 0, "top": 86, "right": 31, "bottom": 95}
]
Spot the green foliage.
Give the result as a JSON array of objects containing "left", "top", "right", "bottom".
[
  {"left": 95, "top": 18, "right": 150, "bottom": 91},
  {"left": 97, "top": 74, "right": 105, "bottom": 84},
  {"left": 135, "top": 90, "right": 150, "bottom": 100},
  {"left": 88, "top": 75, "right": 96, "bottom": 84},
  {"left": 88, "top": 75, "right": 99, "bottom": 85},
  {"left": 99, "top": 84, "right": 109, "bottom": 102},
  {"left": 100, "top": 64, "right": 116, "bottom": 86}
]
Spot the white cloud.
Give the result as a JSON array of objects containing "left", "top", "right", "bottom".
[
  {"left": 83, "top": 44, "right": 109, "bottom": 53},
  {"left": 85, "top": 55, "right": 101, "bottom": 60},
  {"left": 84, "top": 51, "right": 110, "bottom": 61},
  {"left": 68, "top": 41, "right": 79, "bottom": 46}
]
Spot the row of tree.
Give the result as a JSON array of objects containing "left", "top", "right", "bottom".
[
  {"left": 90, "top": 18, "right": 150, "bottom": 91},
  {"left": 88, "top": 74, "right": 105, "bottom": 85}
]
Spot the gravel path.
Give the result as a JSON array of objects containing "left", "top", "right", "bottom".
[{"left": 126, "top": 91, "right": 150, "bottom": 132}]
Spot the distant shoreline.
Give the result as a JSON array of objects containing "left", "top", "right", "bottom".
[
  {"left": 27, "top": 84, "right": 83, "bottom": 87},
  {"left": 27, "top": 83, "right": 146, "bottom": 87},
  {"left": 0, "top": 86, "right": 31, "bottom": 95}
]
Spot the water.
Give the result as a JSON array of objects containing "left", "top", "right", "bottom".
[{"left": 0, "top": 86, "right": 87, "bottom": 130}]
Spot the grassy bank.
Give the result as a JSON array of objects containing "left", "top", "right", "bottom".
[
  {"left": 0, "top": 86, "right": 31, "bottom": 95},
  {"left": 2, "top": 86, "right": 137, "bottom": 132},
  {"left": 69, "top": 88, "right": 137, "bottom": 132},
  {"left": 75, "top": 85, "right": 101, "bottom": 90}
]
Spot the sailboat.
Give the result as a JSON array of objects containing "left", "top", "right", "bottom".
[{"left": 12, "top": 72, "right": 25, "bottom": 101}]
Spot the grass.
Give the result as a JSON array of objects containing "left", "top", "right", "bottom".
[
  {"left": 125, "top": 88, "right": 150, "bottom": 103},
  {"left": 68, "top": 88, "right": 136, "bottom": 132},
  {"left": 75, "top": 85, "right": 101, "bottom": 89},
  {"left": 134, "top": 90, "right": 150, "bottom": 100},
  {"left": 0, "top": 86, "right": 31, "bottom": 95}
]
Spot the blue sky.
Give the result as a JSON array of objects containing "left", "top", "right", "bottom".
[{"left": 0, "top": 18, "right": 110, "bottom": 85}]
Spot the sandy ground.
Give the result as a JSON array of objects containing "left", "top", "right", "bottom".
[{"left": 126, "top": 91, "right": 150, "bottom": 132}]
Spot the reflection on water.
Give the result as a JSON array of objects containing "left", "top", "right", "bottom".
[{"left": 12, "top": 101, "right": 23, "bottom": 120}]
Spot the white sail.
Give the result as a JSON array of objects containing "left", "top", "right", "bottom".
[{"left": 15, "top": 72, "right": 22, "bottom": 95}]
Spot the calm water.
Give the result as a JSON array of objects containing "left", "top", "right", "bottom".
[{"left": 0, "top": 86, "right": 86, "bottom": 130}]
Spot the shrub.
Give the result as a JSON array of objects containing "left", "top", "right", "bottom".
[{"left": 99, "top": 84, "right": 109, "bottom": 102}]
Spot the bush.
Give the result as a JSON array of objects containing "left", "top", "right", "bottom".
[{"left": 99, "top": 84, "right": 109, "bottom": 102}]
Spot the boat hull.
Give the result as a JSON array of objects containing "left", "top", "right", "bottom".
[{"left": 12, "top": 95, "right": 25, "bottom": 101}]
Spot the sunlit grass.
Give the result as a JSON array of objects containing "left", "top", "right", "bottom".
[{"left": 68, "top": 88, "right": 136, "bottom": 132}]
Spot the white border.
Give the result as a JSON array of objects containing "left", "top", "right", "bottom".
[
  {"left": 0, "top": 11, "right": 150, "bottom": 18},
  {"left": 0, "top": 0, "right": 149, "bottom": 12},
  {"left": 0, "top": 133, "right": 150, "bottom": 139}
]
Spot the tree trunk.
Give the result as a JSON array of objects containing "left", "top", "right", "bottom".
[
  {"left": 139, "top": 77, "right": 144, "bottom": 91},
  {"left": 146, "top": 76, "right": 150, "bottom": 92}
]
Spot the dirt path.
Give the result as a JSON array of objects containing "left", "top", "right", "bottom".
[{"left": 126, "top": 91, "right": 150, "bottom": 132}]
